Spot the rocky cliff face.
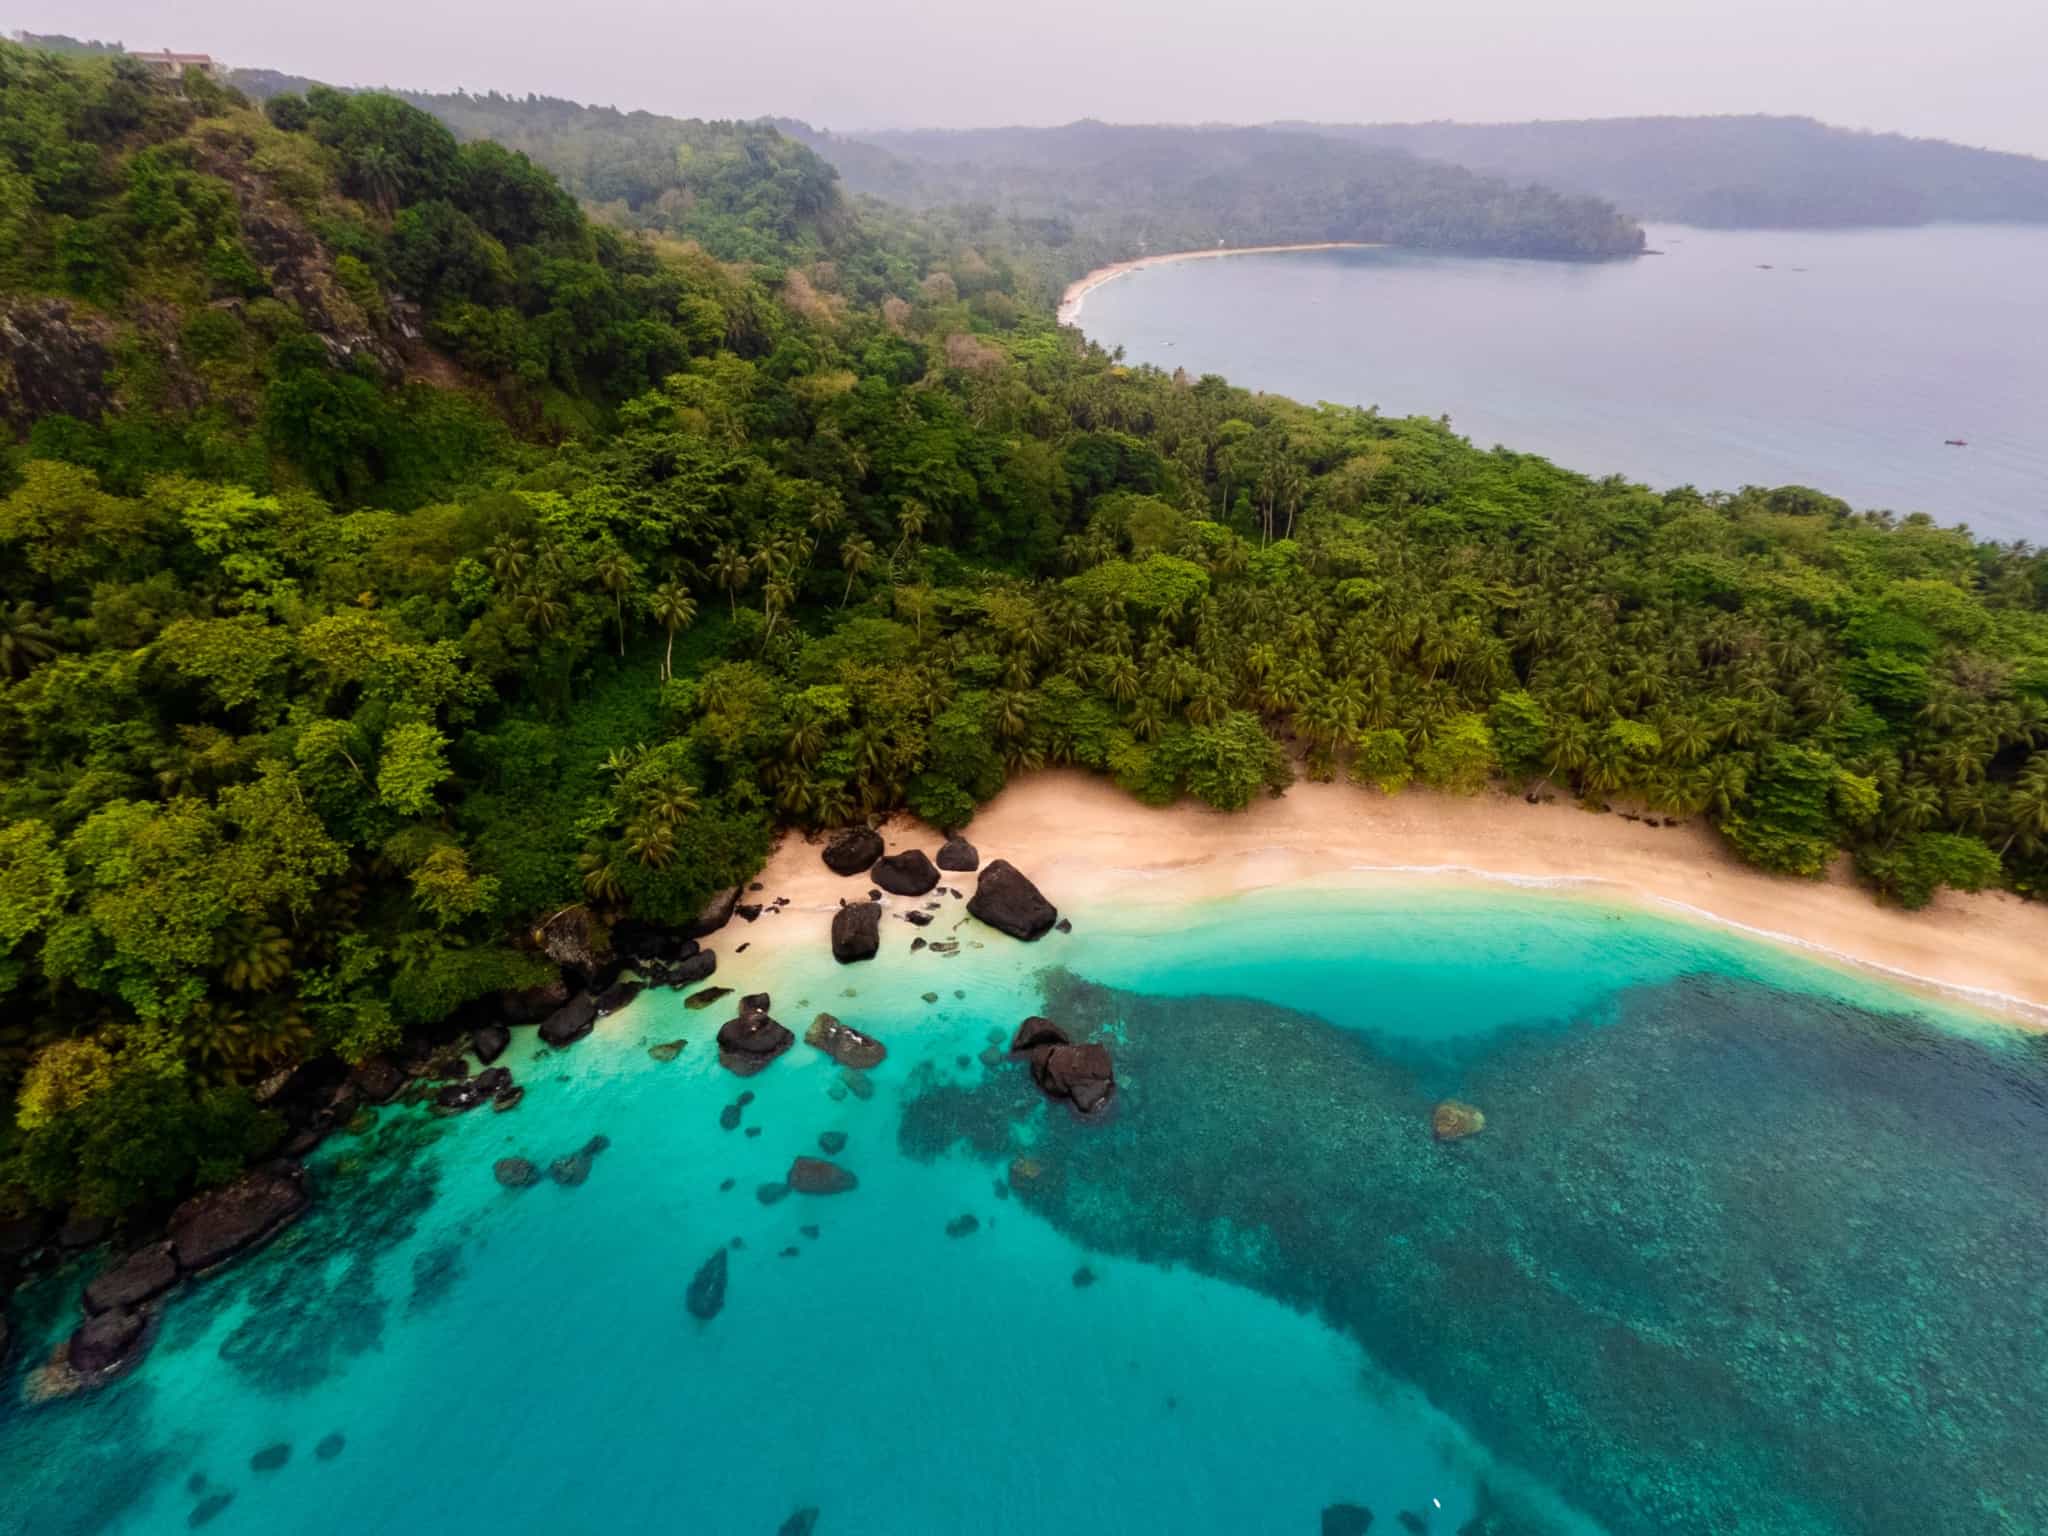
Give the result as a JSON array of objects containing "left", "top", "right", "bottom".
[
  {"left": 0, "top": 122, "right": 469, "bottom": 437},
  {"left": 0, "top": 299, "right": 116, "bottom": 427}
]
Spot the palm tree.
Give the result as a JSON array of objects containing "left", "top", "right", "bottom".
[
  {"left": 514, "top": 586, "right": 568, "bottom": 636},
  {"left": 594, "top": 551, "right": 637, "bottom": 656},
  {"left": 645, "top": 778, "right": 698, "bottom": 825},
  {"left": 0, "top": 602, "right": 58, "bottom": 678},
  {"left": 1999, "top": 755, "right": 2048, "bottom": 855},
  {"left": 648, "top": 582, "right": 698, "bottom": 683},
  {"left": 485, "top": 536, "right": 531, "bottom": 588},
  {"left": 1885, "top": 778, "right": 1943, "bottom": 848},
  {"left": 839, "top": 535, "right": 876, "bottom": 606},
  {"left": 352, "top": 143, "right": 402, "bottom": 216},
  {"left": 623, "top": 816, "right": 677, "bottom": 869},
  {"left": 578, "top": 851, "right": 624, "bottom": 905},
  {"left": 711, "top": 542, "right": 751, "bottom": 618},
  {"left": 894, "top": 499, "right": 929, "bottom": 562}
]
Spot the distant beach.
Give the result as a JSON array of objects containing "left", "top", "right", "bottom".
[
  {"left": 737, "top": 770, "right": 2048, "bottom": 1025},
  {"left": 1056, "top": 242, "right": 1378, "bottom": 326}
]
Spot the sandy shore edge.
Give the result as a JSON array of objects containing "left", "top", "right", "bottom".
[
  {"left": 731, "top": 771, "right": 2048, "bottom": 1027},
  {"left": 1056, "top": 242, "right": 1380, "bottom": 326}
]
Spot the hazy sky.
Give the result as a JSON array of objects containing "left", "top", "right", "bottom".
[{"left": 20, "top": 0, "right": 2048, "bottom": 156}]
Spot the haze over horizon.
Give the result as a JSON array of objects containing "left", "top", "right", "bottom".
[{"left": 16, "top": 0, "right": 2048, "bottom": 159}]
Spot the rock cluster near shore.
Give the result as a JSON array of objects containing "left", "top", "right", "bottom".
[{"left": 60, "top": 1163, "right": 313, "bottom": 1386}]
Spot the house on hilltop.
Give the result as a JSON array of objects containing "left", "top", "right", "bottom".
[{"left": 129, "top": 49, "right": 222, "bottom": 79}]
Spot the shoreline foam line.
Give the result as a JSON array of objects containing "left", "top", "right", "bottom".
[
  {"left": 1057, "top": 242, "right": 1380, "bottom": 326},
  {"left": 1087, "top": 849, "right": 2048, "bottom": 1027}
]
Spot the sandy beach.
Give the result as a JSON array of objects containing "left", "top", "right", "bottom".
[
  {"left": 1056, "top": 242, "right": 1379, "bottom": 326},
  {"left": 736, "top": 770, "right": 2048, "bottom": 1024}
]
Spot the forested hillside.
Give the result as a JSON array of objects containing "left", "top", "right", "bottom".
[
  {"left": 1293, "top": 116, "right": 2048, "bottom": 228},
  {"left": 223, "top": 72, "right": 1645, "bottom": 283},
  {"left": 817, "top": 120, "right": 1647, "bottom": 266},
  {"left": 5, "top": 44, "right": 2048, "bottom": 1229}
]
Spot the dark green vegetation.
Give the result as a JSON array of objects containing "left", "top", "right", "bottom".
[
  {"left": 1293, "top": 115, "right": 2048, "bottom": 229},
  {"left": 792, "top": 120, "right": 1646, "bottom": 270},
  {"left": 3, "top": 42, "right": 2048, "bottom": 1224},
  {"left": 223, "top": 76, "right": 1644, "bottom": 286},
  {"left": 901, "top": 968, "right": 2048, "bottom": 1536}
]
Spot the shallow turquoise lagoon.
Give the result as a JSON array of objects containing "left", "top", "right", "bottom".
[{"left": 5, "top": 880, "right": 2045, "bottom": 1536}]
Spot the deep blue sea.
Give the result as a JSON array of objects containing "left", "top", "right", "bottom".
[
  {"left": 1073, "top": 225, "right": 2048, "bottom": 541},
  {"left": 5, "top": 874, "right": 2046, "bottom": 1535}
]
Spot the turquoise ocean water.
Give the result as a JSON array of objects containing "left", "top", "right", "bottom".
[
  {"left": 1076, "top": 224, "right": 2048, "bottom": 540},
  {"left": 4, "top": 878, "right": 2046, "bottom": 1535}
]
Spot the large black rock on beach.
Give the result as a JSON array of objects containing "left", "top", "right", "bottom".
[
  {"left": 967, "top": 859, "right": 1058, "bottom": 940},
  {"left": 822, "top": 826, "right": 883, "bottom": 875},
  {"left": 872, "top": 848, "right": 941, "bottom": 896}
]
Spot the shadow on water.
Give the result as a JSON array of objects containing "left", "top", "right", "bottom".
[{"left": 901, "top": 966, "right": 2048, "bottom": 1536}]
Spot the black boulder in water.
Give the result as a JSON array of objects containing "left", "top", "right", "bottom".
[
  {"left": 538, "top": 992, "right": 598, "bottom": 1048},
  {"left": 806, "top": 1012, "right": 886, "bottom": 1068},
  {"left": 830, "top": 902, "right": 881, "bottom": 964},
  {"left": 1322, "top": 1503, "right": 1374, "bottom": 1535},
  {"left": 686, "top": 1246, "right": 729, "bottom": 1321},
  {"left": 778, "top": 1509, "right": 820, "bottom": 1536},
  {"left": 967, "top": 860, "right": 1057, "bottom": 940},
  {"left": 717, "top": 1008, "right": 795, "bottom": 1075}
]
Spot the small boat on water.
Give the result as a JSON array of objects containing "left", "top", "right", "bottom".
[{"left": 1945, "top": 438, "right": 1969, "bottom": 447}]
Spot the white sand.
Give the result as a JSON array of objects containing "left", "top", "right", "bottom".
[
  {"left": 732, "top": 771, "right": 2048, "bottom": 1026},
  {"left": 1056, "top": 242, "right": 1380, "bottom": 327}
]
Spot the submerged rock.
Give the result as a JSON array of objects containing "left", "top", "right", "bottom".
[
  {"left": 872, "top": 848, "right": 941, "bottom": 896},
  {"left": 935, "top": 836, "right": 980, "bottom": 871},
  {"left": 719, "top": 1102, "right": 743, "bottom": 1131},
  {"left": 82, "top": 1242, "right": 178, "bottom": 1316},
  {"left": 1030, "top": 1042, "right": 1117, "bottom": 1115},
  {"left": 831, "top": 901, "right": 881, "bottom": 963},
  {"left": 685, "top": 985, "right": 733, "bottom": 1011},
  {"left": 717, "top": 1008, "right": 795, "bottom": 1076},
  {"left": 806, "top": 1013, "right": 887, "bottom": 1069},
  {"left": 648, "top": 1039, "right": 687, "bottom": 1063},
  {"left": 1322, "top": 1503, "right": 1374, "bottom": 1535},
  {"left": 818, "top": 1130, "right": 848, "bottom": 1155},
  {"left": 686, "top": 1246, "right": 729, "bottom": 1321},
  {"left": 944, "top": 1213, "right": 981, "bottom": 1238},
  {"left": 779, "top": 1509, "right": 821, "bottom": 1536},
  {"left": 548, "top": 1137, "right": 610, "bottom": 1188},
  {"left": 1072, "top": 1266, "right": 1097, "bottom": 1289},
  {"left": 188, "top": 1491, "right": 235, "bottom": 1528},
  {"left": 967, "top": 860, "right": 1058, "bottom": 941},
  {"left": 1431, "top": 1101, "right": 1486, "bottom": 1142},
  {"left": 494, "top": 1158, "right": 539, "bottom": 1189},
  {"left": 170, "top": 1163, "right": 310, "bottom": 1273},
  {"left": 756, "top": 1181, "right": 791, "bottom": 1206},
  {"left": 539, "top": 992, "right": 598, "bottom": 1048},
  {"left": 788, "top": 1157, "right": 858, "bottom": 1195},
  {"left": 823, "top": 826, "right": 884, "bottom": 875},
  {"left": 491, "top": 1085, "right": 524, "bottom": 1113},
  {"left": 315, "top": 1432, "right": 346, "bottom": 1461},
  {"left": 250, "top": 1442, "right": 291, "bottom": 1472}
]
